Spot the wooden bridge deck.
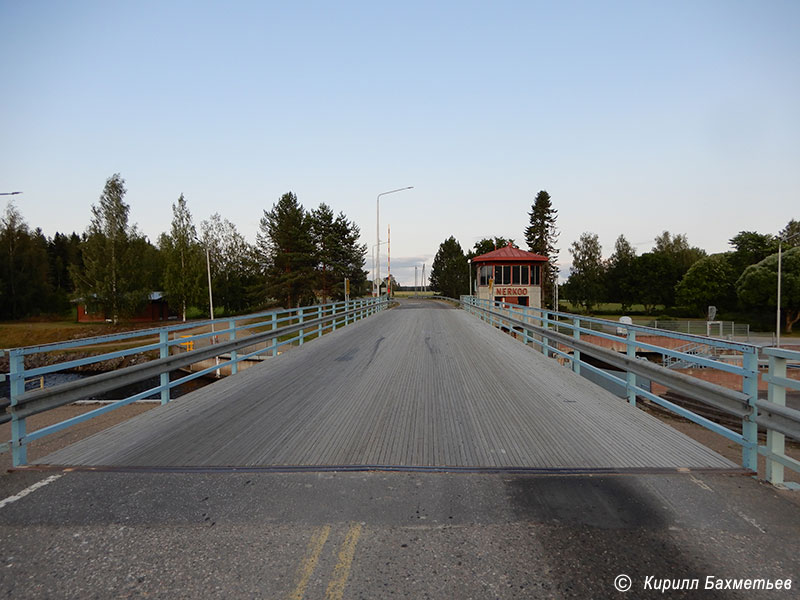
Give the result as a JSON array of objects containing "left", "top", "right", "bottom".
[{"left": 39, "top": 300, "right": 737, "bottom": 471}]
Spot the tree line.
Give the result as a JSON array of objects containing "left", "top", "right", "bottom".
[
  {"left": 427, "top": 188, "right": 798, "bottom": 333},
  {"left": 0, "top": 174, "right": 368, "bottom": 322},
  {"left": 563, "top": 223, "right": 800, "bottom": 332}
]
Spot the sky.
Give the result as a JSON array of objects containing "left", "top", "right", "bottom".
[{"left": 1, "top": 0, "right": 798, "bottom": 286}]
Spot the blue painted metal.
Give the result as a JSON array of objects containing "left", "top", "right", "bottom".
[
  {"left": 3, "top": 296, "right": 387, "bottom": 465},
  {"left": 572, "top": 317, "right": 581, "bottom": 375},
  {"left": 229, "top": 319, "right": 238, "bottom": 376},
  {"left": 159, "top": 331, "right": 169, "bottom": 405},
  {"left": 741, "top": 350, "right": 759, "bottom": 471},
  {"left": 10, "top": 351, "right": 26, "bottom": 467},
  {"left": 626, "top": 330, "right": 636, "bottom": 406}
]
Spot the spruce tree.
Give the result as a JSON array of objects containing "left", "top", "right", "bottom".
[{"left": 524, "top": 190, "right": 559, "bottom": 307}]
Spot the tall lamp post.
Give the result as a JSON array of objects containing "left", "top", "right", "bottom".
[
  {"left": 0, "top": 192, "right": 23, "bottom": 196},
  {"left": 194, "top": 236, "right": 215, "bottom": 327},
  {"left": 376, "top": 186, "right": 413, "bottom": 296},
  {"left": 777, "top": 231, "right": 800, "bottom": 347}
]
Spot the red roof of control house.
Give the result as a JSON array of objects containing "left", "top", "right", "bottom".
[{"left": 471, "top": 243, "right": 548, "bottom": 263}]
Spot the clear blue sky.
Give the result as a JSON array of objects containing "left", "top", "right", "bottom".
[{"left": 1, "top": 0, "right": 798, "bottom": 285}]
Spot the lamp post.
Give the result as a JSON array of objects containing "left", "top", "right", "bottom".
[
  {"left": 376, "top": 186, "right": 413, "bottom": 296},
  {"left": 194, "top": 236, "right": 215, "bottom": 328},
  {"left": 0, "top": 192, "right": 22, "bottom": 196},
  {"left": 776, "top": 231, "right": 800, "bottom": 347},
  {"left": 372, "top": 241, "right": 387, "bottom": 296}
]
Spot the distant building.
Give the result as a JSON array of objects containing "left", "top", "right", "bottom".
[
  {"left": 76, "top": 292, "right": 170, "bottom": 323},
  {"left": 471, "top": 243, "right": 548, "bottom": 308}
]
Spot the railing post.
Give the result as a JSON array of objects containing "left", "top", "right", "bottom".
[
  {"left": 766, "top": 354, "right": 787, "bottom": 486},
  {"left": 542, "top": 311, "right": 550, "bottom": 357},
  {"left": 572, "top": 317, "right": 581, "bottom": 374},
  {"left": 741, "top": 349, "right": 759, "bottom": 472},
  {"left": 9, "top": 350, "right": 27, "bottom": 467},
  {"left": 299, "top": 307, "right": 305, "bottom": 345},
  {"left": 229, "top": 319, "right": 238, "bottom": 375},
  {"left": 626, "top": 329, "right": 636, "bottom": 406},
  {"left": 159, "top": 331, "right": 170, "bottom": 405},
  {"left": 271, "top": 313, "right": 278, "bottom": 357},
  {"left": 318, "top": 305, "right": 323, "bottom": 338},
  {"left": 332, "top": 303, "right": 338, "bottom": 331}
]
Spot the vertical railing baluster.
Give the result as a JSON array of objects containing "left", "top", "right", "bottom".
[
  {"left": 229, "top": 319, "right": 238, "bottom": 375},
  {"left": 572, "top": 317, "right": 581, "bottom": 374},
  {"left": 10, "top": 350, "right": 27, "bottom": 467},
  {"left": 271, "top": 312, "right": 278, "bottom": 357},
  {"left": 542, "top": 311, "right": 550, "bottom": 357},
  {"left": 741, "top": 348, "right": 759, "bottom": 472},
  {"left": 159, "top": 331, "right": 170, "bottom": 405},
  {"left": 626, "top": 329, "right": 636, "bottom": 406},
  {"left": 299, "top": 307, "right": 305, "bottom": 345},
  {"left": 765, "top": 354, "right": 786, "bottom": 486}
]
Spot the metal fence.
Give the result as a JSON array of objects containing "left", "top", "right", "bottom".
[
  {"left": 644, "top": 319, "right": 750, "bottom": 340},
  {"left": 460, "top": 295, "right": 800, "bottom": 488},
  {"left": 2, "top": 296, "right": 388, "bottom": 467}
]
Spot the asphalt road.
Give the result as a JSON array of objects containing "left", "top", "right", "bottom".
[{"left": 1, "top": 468, "right": 798, "bottom": 599}]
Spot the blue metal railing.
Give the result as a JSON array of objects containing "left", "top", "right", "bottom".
[
  {"left": 459, "top": 295, "right": 800, "bottom": 486},
  {"left": 3, "top": 296, "right": 389, "bottom": 466}
]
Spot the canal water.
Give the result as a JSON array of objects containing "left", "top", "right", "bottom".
[{"left": 2, "top": 370, "right": 213, "bottom": 402}]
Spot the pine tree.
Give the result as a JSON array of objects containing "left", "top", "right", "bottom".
[
  {"left": 524, "top": 190, "right": 559, "bottom": 307},
  {"left": 257, "top": 192, "right": 316, "bottom": 308}
]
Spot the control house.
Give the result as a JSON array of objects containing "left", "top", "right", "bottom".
[{"left": 471, "top": 243, "right": 549, "bottom": 308}]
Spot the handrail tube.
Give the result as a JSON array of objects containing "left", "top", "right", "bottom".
[
  {"left": 755, "top": 399, "right": 800, "bottom": 441},
  {"left": 460, "top": 295, "right": 758, "bottom": 353},
  {"left": 465, "top": 301, "right": 750, "bottom": 417},
  {"left": 9, "top": 301, "right": 386, "bottom": 420}
]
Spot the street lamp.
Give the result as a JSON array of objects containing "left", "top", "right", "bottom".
[
  {"left": 194, "top": 235, "right": 215, "bottom": 327},
  {"left": 776, "top": 230, "right": 800, "bottom": 347},
  {"left": 0, "top": 192, "right": 22, "bottom": 196},
  {"left": 376, "top": 186, "right": 413, "bottom": 296},
  {"left": 372, "top": 241, "right": 387, "bottom": 296}
]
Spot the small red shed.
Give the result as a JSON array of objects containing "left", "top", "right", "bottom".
[{"left": 471, "top": 243, "right": 548, "bottom": 308}]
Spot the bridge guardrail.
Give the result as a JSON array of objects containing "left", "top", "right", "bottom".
[
  {"left": 4, "top": 296, "right": 389, "bottom": 467},
  {"left": 458, "top": 295, "right": 800, "bottom": 488}
]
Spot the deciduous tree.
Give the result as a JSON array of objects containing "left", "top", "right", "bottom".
[
  {"left": 160, "top": 195, "right": 204, "bottom": 321},
  {"left": 563, "top": 232, "right": 604, "bottom": 312},
  {"left": 71, "top": 174, "right": 149, "bottom": 323},
  {"left": 430, "top": 236, "right": 468, "bottom": 299},
  {"left": 737, "top": 247, "right": 800, "bottom": 333},
  {"left": 675, "top": 254, "right": 736, "bottom": 316},
  {"left": 605, "top": 235, "right": 637, "bottom": 311}
]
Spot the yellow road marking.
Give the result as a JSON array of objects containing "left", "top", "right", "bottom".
[
  {"left": 289, "top": 525, "right": 331, "bottom": 600},
  {"left": 325, "top": 523, "right": 363, "bottom": 600}
]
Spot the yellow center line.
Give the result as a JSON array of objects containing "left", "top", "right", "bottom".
[
  {"left": 288, "top": 525, "right": 331, "bottom": 600},
  {"left": 325, "top": 522, "right": 363, "bottom": 600}
]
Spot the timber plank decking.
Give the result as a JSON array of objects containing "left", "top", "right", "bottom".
[{"left": 39, "top": 300, "right": 737, "bottom": 470}]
